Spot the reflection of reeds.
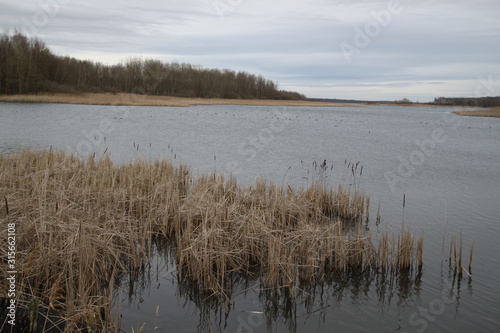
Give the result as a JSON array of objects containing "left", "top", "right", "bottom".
[{"left": 0, "top": 150, "right": 425, "bottom": 330}]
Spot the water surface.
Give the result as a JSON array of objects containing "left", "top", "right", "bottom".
[{"left": 1, "top": 102, "right": 499, "bottom": 332}]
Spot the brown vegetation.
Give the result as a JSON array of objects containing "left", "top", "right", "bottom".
[
  {"left": 453, "top": 106, "right": 500, "bottom": 118},
  {"left": 0, "top": 92, "right": 348, "bottom": 107},
  {"left": 1, "top": 150, "right": 424, "bottom": 331}
]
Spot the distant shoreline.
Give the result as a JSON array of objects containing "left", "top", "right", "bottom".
[
  {"left": 453, "top": 107, "right": 500, "bottom": 118},
  {"left": 361, "top": 102, "right": 474, "bottom": 108},
  {"left": 0, "top": 93, "right": 349, "bottom": 108},
  {"left": 2, "top": 94, "right": 497, "bottom": 117}
]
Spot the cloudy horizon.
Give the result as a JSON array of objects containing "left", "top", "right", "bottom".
[{"left": 1, "top": 0, "right": 499, "bottom": 102}]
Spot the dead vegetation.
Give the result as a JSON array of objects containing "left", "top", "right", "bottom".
[
  {"left": 1, "top": 150, "right": 425, "bottom": 331},
  {"left": 453, "top": 106, "right": 500, "bottom": 118},
  {"left": 0, "top": 93, "right": 348, "bottom": 108}
]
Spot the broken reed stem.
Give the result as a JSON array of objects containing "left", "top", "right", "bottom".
[
  {"left": 376, "top": 200, "right": 381, "bottom": 224},
  {"left": 417, "top": 234, "right": 424, "bottom": 272},
  {"left": 402, "top": 194, "right": 406, "bottom": 229},
  {"left": 468, "top": 239, "right": 475, "bottom": 272},
  {"left": 449, "top": 235, "right": 456, "bottom": 266},
  {"left": 458, "top": 232, "right": 463, "bottom": 274},
  {"left": 0, "top": 150, "right": 426, "bottom": 330},
  {"left": 446, "top": 232, "right": 471, "bottom": 278},
  {"left": 441, "top": 200, "right": 448, "bottom": 259}
]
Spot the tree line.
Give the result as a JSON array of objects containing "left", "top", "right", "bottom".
[
  {"left": 432, "top": 96, "right": 500, "bottom": 108},
  {"left": 0, "top": 32, "right": 305, "bottom": 100}
]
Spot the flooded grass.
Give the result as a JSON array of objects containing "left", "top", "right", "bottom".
[{"left": 0, "top": 150, "right": 426, "bottom": 331}]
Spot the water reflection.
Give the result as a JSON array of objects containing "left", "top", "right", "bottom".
[{"left": 114, "top": 240, "right": 467, "bottom": 333}]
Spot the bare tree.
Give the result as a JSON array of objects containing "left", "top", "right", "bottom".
[{"left": 0, "top": 32, "right": 305, "bottom": 100}]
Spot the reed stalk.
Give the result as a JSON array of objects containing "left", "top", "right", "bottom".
[{"left": 468, "top": 239, "right": 475, "bottom": 272}]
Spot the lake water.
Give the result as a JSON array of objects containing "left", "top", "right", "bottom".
[{"left": 1, "top": 102, "right": 499, "bottom": 332}]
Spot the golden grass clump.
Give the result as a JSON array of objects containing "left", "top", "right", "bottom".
[{"left": 0, "top": 150, "right": 424, "bottom": 330}]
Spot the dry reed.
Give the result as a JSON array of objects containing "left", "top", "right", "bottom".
[
  {"left": 0, "top": 93, "right": 348, "bottom": 108},
  {"left": 453, "top": 106, "right": 500, "bottom": 118},
  {"left": 446, "top": 232, "right": 475, "bottom": 278},
  {"left": 0, "top": 150, "right": 425, "bottom": 331}
]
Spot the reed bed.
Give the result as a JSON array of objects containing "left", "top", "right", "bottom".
[
  {"left": 0, "top": 93, "right": 347, "bottom": 108},
  {"left": 453, "top": 106, "right": 500, "bottom": 118},
  {"left": 1, "top": 150, "right": 424, "bottom": 331}
]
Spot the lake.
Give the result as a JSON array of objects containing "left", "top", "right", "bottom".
[{"left": 1, "top": 102, "right": 499, "bottom": 332}]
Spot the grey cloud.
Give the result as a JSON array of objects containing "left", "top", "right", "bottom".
[{"left": 1, "top": 0, "right": 499, "bottom": 100}]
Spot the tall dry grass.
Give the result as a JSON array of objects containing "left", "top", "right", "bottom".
[
  {"left": 453, "top": 106, "right": 500, "bottom": 118},
  {"left": 0, "top": 93, "right": 347, "bottom": 108},
  {"left": 1, "top": 150, "right": 424, "bottom": 331}
]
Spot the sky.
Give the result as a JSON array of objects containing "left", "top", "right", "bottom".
[{"left": 1, "top": 0, "right": 500, "bottom": 101}]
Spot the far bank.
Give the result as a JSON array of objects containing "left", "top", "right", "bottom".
[
  {"left": 453, "top": 107, "right": 500, "bottom": 118},
  {"left": 0, "top": 93, "right": 349, "bottom": 108}
]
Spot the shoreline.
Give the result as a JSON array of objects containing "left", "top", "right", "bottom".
[
  {"left": 0, "top": 93, "right": 350, "bottom": 108},
  {"left": 452, "top": 107, "right": 500, "bottom": 118},
  {"left": 362, "top": 102, "right": 477, "bottom": 108},
  {"left": 2, "top": 93, "right": 496, "bottom": 115}
]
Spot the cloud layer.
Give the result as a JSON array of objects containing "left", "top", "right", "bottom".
[{"left": 2, "top": 0, "right": 499, "bottom": 101}]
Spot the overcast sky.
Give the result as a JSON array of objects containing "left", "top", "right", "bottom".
[{"left": 1, "top": 0, "right": 499, "bottom": 101}]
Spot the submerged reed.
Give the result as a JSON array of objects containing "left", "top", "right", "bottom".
[
  {"left": 446, "top": 231, "right": 474, "bottom": 278},
  {"left": 0, "top": 150, "right": 425, "bottom": 331}
]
